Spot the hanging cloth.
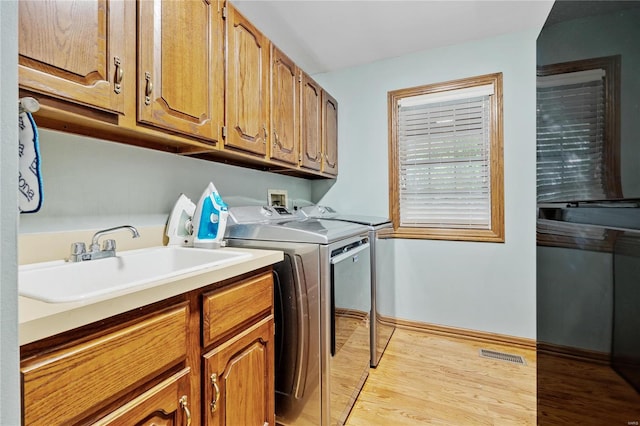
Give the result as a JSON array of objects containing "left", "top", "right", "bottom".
[{"left": 18, "top": 110, "right": 43, "bottom": 213}]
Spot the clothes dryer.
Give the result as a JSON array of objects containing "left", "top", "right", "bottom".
[{"left": 297, "top": 205, "right": 395, "bottom": 367}]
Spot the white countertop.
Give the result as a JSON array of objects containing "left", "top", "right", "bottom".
[{"left": 19, "top": 247, "right": 282, "bottom": 345}]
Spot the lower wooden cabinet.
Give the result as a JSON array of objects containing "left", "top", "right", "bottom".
[
  {"left": 20, "top": 269, "right": 275, "bottom": 426},
  {"left": 203, "top": 316, "right": 275, "bottom": 426}
]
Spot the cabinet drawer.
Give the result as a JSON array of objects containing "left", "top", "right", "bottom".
[
  {"left": 21, "top": 304, "right": 188, "bottom": 426},
  {"left": 202, "top": 272, "right": 273, "bottom": 347}
]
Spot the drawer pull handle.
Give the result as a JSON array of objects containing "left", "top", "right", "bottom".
[
  {"left": 179, "top": 395, "right": 191, "bottom": 426},
  {"left": 113, "top": 56, "right": 123, "bottom": 94},
  {"left": 210, "top": 373, "right": 221, "bottom": 413},
  {"left": 144, "top": 72, "right": 153, "bottom": 105}
]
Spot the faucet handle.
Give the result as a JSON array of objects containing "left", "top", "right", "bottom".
[
  {"left": 69, "top": 242, "right": 87, "bottom": 262},
  {"left": 102, "top": 239, "right": 116, "bottom": 252},
  {"left": 71, "top": 242, "right": 86, "bottom": 256}
]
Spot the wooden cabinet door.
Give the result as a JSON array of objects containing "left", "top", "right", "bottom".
[
  {"left": 18, "top": 0, "right": 125, "bottom": 114},
  {"left": 300, "top": 73, "right": 322, "bottom": 171},
  {"left": 225, "top": 5, "right": 269, "bottom": 156},
  {"left": 322, "top": 91, "right": 339, "bottom": 176},
  {"left": 138, "top": 0, "right": 223, "bottom": 142},
  {"left": 92, "top": 368, "right": 192, "bottom": 426},
  {"left": 270, "top": 46, "right": 299, "bottom": 165},
  {"left": 203, "top": 316, "right": 275, "bottom": 426}
]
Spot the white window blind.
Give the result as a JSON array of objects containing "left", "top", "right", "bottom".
[
  {"left": 537, "top": 69, "right": 606, "bottom": 202},
  {"left": 397, "top": 84, "right": 493, "bottom": 229}
]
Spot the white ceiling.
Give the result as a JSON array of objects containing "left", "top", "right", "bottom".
[{"left": 231, "top": 0, "right": 555, "bottom": 75}]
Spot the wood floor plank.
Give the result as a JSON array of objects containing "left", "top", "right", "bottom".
[{"left": 346, "top": 328, "right": 536, "bottom": 425}]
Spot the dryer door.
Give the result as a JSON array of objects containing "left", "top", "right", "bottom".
[{"left": 274, "top": 247, "right": 321, "bottom": 426}]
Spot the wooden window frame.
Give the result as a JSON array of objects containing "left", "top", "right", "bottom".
[{"left": 387, "top": 73, "right": 504, "bottom": 242}]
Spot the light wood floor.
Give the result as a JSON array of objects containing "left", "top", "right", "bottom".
[{"left": 346, "top": 328, "right": 536, "bottom": 425}]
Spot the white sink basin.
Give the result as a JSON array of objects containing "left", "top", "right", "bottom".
[{"left": 19, "top": 246, "right": 252, "bottom": 304}]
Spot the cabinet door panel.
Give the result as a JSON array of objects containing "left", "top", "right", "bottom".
[
  {"left": 270, "top": 46, "right": 299, "bottom": 165},
  {"left": 226, "top": 6, "right": 269, "bottom": 155},
  {"left": 92, "top": 368, "right": 191, "bottom": 426},
  {"left": 138, "top": 0, "right": 222, "bottom": 142},
  {"left": 19, "top": 0, "right": 125, "bottom": 113},
  {"left": 300, "top": 73, "right": 322, "bottom": 171},
  {"left": 203, "top": 316, "right": 275, "bottom": 426},
  {"left": 322, "top": 91, "right": 339, "bottom": 176}
]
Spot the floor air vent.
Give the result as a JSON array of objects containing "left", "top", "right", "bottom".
[{"left": 479, "top": 349, "right": 526, "bottom": 365}]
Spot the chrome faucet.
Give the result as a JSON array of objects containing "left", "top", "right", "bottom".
[{"left": 68, "top": 225, "right": 140, "bottom": 262}]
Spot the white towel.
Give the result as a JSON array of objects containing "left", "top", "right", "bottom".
[{"left": 18, "top": 111, "right": 43, "bottom": 213}]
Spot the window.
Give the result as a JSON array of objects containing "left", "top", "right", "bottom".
[
  {"left": 536, "top": 56, "right": 621, "bottom": 202},
  {"left": 388, "top": 73, "right": 504, "bottom": 242}
]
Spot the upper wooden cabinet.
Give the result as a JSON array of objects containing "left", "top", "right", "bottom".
[
  {"left": 322, "top": 91, "right": 339, "bottom": 176},
  {"left": 271, "top": 50, "right": 339, "bottom": 176},
  {"left": 18, "top": 0, "right": 338, "bottom": 177},
  {"left": 270, "top": 46, "right": 299, "bottom": 165},
  {"left": 225, "top": 4, "right": 270, "bottom": 156},
  {"left": 18, "top": 0, "right": 125, "bottom": 114},
  {"left": 300, "top": 72, "right": 323, "bottom": 171},
  {"left": 137, "top": 0, "right": 223, "bottom": 142}
]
